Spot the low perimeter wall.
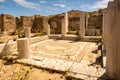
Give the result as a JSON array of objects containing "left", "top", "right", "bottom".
[{"left": 0, "top": 35, "right": 49, "bottom": 55}]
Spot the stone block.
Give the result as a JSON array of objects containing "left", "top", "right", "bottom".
[
  {"left": 25, "top": 27, "right": 31, "bottom": 39},
  {"left": 17, "top": 38, "right": 30, "bottom": 58}
]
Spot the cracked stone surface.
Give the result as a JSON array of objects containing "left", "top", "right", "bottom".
[
  {"left": 30, "top": 39, "right": 95, "bottom": 62},
  {"left": 17, "top": 56, "right": 74, "bottom": 72},
  {"left": 16, "top": 39, "right": 105, "bottom": 79}
]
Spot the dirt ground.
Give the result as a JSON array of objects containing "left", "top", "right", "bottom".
[{"left": 0, "top": 59, "right": 66, "bottom": 80}]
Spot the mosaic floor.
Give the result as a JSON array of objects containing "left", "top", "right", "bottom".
[{"left": 30, "top": 39, "right": 97, "bottom": 62}]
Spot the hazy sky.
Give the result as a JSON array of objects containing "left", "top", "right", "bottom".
[{"left": 0, "top": 0, "right": 113, "bottom": 16}]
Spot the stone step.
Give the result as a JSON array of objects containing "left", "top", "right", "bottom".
[
  {"left": 16, "top": 56, "right": 74, "bottom": 72},
  {"left": 16, "top": 55, "right": 105, "bottom": 80}
]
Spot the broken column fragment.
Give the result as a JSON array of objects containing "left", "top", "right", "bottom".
[
  {"left": 47, "top": 24, "right": 50, "bottom": 36},
  {"left": 61, "top": 19, "right": 67, "bottom": 36},
  {"left": 17, "top": 38, "right": 30, "bottom": 58},
  {"left": 25, "top": 27, "right": 31, "bottom": 39},
  {"left": 0, "top": 40, "right": 13, "bottom": 57}
]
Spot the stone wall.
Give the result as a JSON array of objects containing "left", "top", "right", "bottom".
[
  {"left": 0, "top": 14, "right": 16, "bottom": 35},
  {"left": 48, "top": 15, "right": 63, "bottom": 34},
  {"left": 86, "top": 10, "right": 103, "bottom": 36},
  {"left": 0, "top": 10, "right": 103, "bottom": 36},
  {"left": 48, "top": 11, "right": 81, "bottom": 34},
  {"left": 20, "top": 16, "right": 34, "bottom": 28},
  {"left": 17, "top": 15, "right": 48, "bottom": 33},
  {"left": 69, "top": 17, "right": 80, "bottom": 31},
  {"left": 68, "top": 10, "right": 80, "bottom": 31},
  {"left": 48, "top": 10, "right": 103, "bottom": 35},
  {"left": 32, "top": 16, "right": 48, "bottom": 33}
]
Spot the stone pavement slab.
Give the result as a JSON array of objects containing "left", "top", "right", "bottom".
[
  {"left": 66, "top": 63, "right": 105, "bottom": 80},
  {"left": 16, "top": 56, "right": 74, "bottom": 72}
]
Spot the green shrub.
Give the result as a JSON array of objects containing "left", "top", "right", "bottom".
[{"left": 14, "top": 28, "right": 25, "bottom": 38}]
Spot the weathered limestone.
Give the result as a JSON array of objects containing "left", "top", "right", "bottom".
[
  {"left": 25, "top": 27, "right": 31, "bottom": 39},
  {"left": 30, "top": 35, "right": 49, "bottom": 44},
  {"left": 85, "top": 10, "right": 103, "bottom": 36},
  {"left": 79, "top": 12, "right": 85, "bottom": 37},
  {"left": 65, "top": 12, "right": 69, "bottom": 32},
  {"left": 0, "top": 40, "right": 13, "bottom": 57},
  {"left": 47, "top": 24, "right": 50, "bottom": 36},
  {"left": 102, "top": 9, "right": 107, "bottom": 49},
  {"left": 0, "top": 14, "right": 16, "bottom": 35},
  {"left": 69, "top": 17, "right": 80, "bottom": 31},
  {"left": 17, "top": 38, "right": 30, "bottom": 58},
  {"left": 20, "top": 16, "right": 34, "bottom": 28},
  {"left": 32, "top": 15, "right": 47, "bottom": 33},
  {"left": 61, "top": 19, "right": 67, "bottom": 36},
  {"left": 85, "top": 13, "right": 89, "bottom": 29},
  {"left": 103, "top": 0, "right": 120, "bottom": 79},
  {"left": 61, "top": 12, "right": 69, "bottom": 36}
]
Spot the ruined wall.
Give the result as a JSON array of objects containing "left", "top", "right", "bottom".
[
  {"left": 48, "top": 10, "right": 80, "bottom": 34},
  {"left": 0, "top": 14, "right": 16, "bottom": 35},
  {"left": 68, "top": 10, "right": 80, "bottom": 31},
  {"left": 69, "top": 17, "right": 80, "bottom": 31},
  {"left": 86, "top": 10, "right": 103, "bottom": 36},
  {"left": 16, "top": 17, "right": 21, "bottom": 28},
  {"left": 20, "top": 16, "right": 34, "bottom": 28},
  {"left": 48, "top": 10, "right": 103, "bottom": 35},
  {"left": 32, "top": 15, "right": 48, "bottom": 33},
  {"left": 17, "top": 15, "right": 48, "bottom": 33},
  {"left": 48, "top": 15, "right": 63, "bottom": 34},
  {"left": 0, "top": 9, "right": 103, "bottom": 36}
]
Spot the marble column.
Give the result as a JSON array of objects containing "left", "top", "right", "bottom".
[
  {"left": 47, "top": 24, "right": 50, "bottom": 36},
  {"left": 17, "top": 38, "right": 30, "bottom": 58},
  {"left": 102, "top": 10, "right": 107, "bottom": 49},
  {"left": 86, "top": 13, "right": 89, "bottom": 29},
  {"left": 25, "top": 27, "right": 31, "bottom": 39},
  {"left": 79, "top": 12, "right": 85, "bottom": 37},
  {"left": 61, "top": 19, "right": 66, "bottom": 36},
  {"left": 65, "top": 12, "right": 69, "bottom": 32},
  {"left": 104, "top": 0, "right": 120, "bottom": 79}
]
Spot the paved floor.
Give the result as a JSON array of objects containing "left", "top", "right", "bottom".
[
  {"left": 30, "top": 39, "right": 97, "bottom": 62},
  {"left": 17, "top": 39, "right": 105, "bottom": 79}
]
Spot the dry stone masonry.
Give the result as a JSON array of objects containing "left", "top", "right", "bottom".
[
  {"left": 0, "top": 7, "right": 111, "bottom": 80},
  {"left": 0, "top": 10, "right": 103, "bottom": 36},
  {"left": 86, "top": 10, "right": 103, "bottom": 36},
  {"left": 0, "top": 14, "right": 16, "bottom": 35}
]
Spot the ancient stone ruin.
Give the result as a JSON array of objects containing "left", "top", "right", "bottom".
[
  {"left": 0, "top": 10, "right": 103, "bottom": 36},
  {"left": 0, "top": 14, "right": 16, "bottom": 35},
  {"left": 0, "top": 0, "right": 120, "bottom": 79}
]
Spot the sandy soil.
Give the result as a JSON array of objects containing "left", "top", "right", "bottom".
[{"left": 0, "top": 59, "right": 66, "bottom": 80}]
